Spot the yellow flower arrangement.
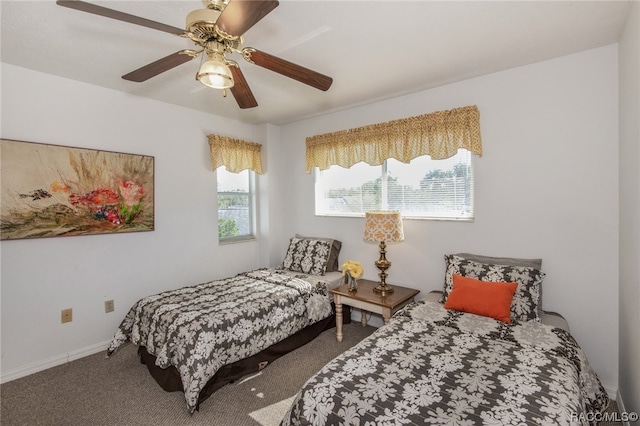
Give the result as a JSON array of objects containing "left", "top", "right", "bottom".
[{"left": 342, "top": 260, "right": 364, "bottom": 279}]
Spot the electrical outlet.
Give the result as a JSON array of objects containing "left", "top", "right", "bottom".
[
  {"left": 61, "top": 308, "right": 73, "bottom": 323},
  {"left": 104, "top": 299, "right": 115, "bottom": 313}
]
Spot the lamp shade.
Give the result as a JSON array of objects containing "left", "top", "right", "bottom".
[
  {"left": 363, "top": 210, "right": 404, "bottom": 243},
  {"left": 197, "top": 52, "right": 234, "bottom": 89}
]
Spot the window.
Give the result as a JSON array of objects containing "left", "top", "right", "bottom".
[
  {"left": 315, "top": 150, "right": 473, "bottom": 220},
  {"left": 217, "top": 167, "right": 256, "bottom": 241}
]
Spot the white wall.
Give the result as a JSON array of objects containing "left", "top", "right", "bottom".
[
  {"left": 279, "top": 45, "right": 620, "bottom": 395},
  {"left": 0, "top": 42, "right": 626, "bottom": 400},
  {"left": 618, "top": 0, "right": 640, "bottom": 415},
  {"left": 0, "top": 64, "right": 272, "bottom": 380}
]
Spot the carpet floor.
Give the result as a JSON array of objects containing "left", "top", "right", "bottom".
[{"left": 1, "top": 323, "right": 374, "bottom": 426}]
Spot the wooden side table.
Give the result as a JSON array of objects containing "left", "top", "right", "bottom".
[{"left": 330, "top": 278, "right": 420, "bottom": 342}]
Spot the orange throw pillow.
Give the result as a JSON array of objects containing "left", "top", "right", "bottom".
[{"left": 444, "top": 274, "right": 518, "bottom": 323}]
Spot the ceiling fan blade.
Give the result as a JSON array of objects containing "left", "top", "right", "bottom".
[
  {"left": 216, "top": 0, "right": 279, "bottom": 38},
  {"left": 244, "top": 49, "right": 333, "bottom": 91},
  {"left": 122, "top": 51, "right": 196, "bottom": 82},
  {"left": 56, "top": 0, "right": 184, "bottom": 35},
  {"left": 229, "top": 67, "right": 258, "bottom": 109}
]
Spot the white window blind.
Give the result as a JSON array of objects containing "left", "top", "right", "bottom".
[{"left": 315, "top": 150, "right": 473, "bottom": 220}]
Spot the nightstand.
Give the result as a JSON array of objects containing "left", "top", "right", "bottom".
[{"left": 330, "top": 278, "right": 420, "bottom": 342}]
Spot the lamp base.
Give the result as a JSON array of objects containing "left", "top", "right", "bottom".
[
  {"left": 373, "top": 282, "right": 394, "bottom": 295},
  {"left": 373, "top": 241, "right": 394, "bottom": 295}
]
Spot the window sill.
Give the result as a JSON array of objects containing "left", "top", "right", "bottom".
[
  {"left": 219, "top": 235, "right": 257, "bottom": 245},
  {"left": 315, "top": 213, "right": 474, "bottom": 222}
]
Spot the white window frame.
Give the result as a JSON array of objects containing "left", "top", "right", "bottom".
[
  {"left": 314, "top": 151, "right": 474, "bottom": 221},
  {"left": 217, "top": 167, "right": 257, "bottom": 243}
]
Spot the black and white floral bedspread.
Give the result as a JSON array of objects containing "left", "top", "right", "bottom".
[
  {"left": 106, "top": 268, "right": 331, "bottom": 414},
  {"left": 282, "top": 300, "right": 609, "bottom": 426}
]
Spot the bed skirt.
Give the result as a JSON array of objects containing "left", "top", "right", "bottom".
[{"left": 137, "top": 304, "right": 351, "bottom": 411}]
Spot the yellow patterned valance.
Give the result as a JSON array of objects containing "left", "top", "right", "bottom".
[
  {"left": 305, "top": 105, "right": 482, "bottom": 173},
  {"left": 208, "top": 134, "right": 263, "bottom": 175}
]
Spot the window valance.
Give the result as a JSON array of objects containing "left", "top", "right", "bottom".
[
  {"left": 208, "top": 134, "right": 263, "bottom": 175},
  {"left": 305, "top": 105, "right": 482, "bottom": 173}
]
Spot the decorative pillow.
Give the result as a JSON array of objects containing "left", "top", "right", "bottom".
[
  {"left": 454, "top": 253, "right": 544, "bottom": 318},
  {"left": 440, "top": 254, "right": 545, "bottom": 322},
  {"left": 295, "top": 234, "right": 342, "bottom": 272},
  {"left": 283, "top": 237, "right": 332, "bottom": 275},
  {"left": 444, "top": 274, "right": 518, "bottom": 323}
]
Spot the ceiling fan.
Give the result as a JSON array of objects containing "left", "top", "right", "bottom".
[{"left": 56, "top": 0, "right": 333, "bottom": 109}]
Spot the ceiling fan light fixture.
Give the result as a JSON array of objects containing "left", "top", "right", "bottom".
[{"left": 197, "top": 52, "right": 234, "bottom": 89}]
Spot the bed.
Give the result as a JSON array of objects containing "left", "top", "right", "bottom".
[
  {"left": 281, "top": 253, "right": 610, "bottom": 425},
  {"left": 106, "top": 235, "right": 348, "bottom": 414}
]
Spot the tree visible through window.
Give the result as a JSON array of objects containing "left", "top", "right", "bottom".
[
  {"left": 217, "top": 167, "right": 255, "bottom": 240},
  {"left": 315, "top": 150, "right": 474, "bottom": 220}
]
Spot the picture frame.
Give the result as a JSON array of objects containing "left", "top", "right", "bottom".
[{"left": 1, "top": 139, "right": 154, "bottom": 240}]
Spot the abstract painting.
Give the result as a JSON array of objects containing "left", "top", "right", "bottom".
[{"left": 1, "top": 139, "right": 154, "bottom": 240}]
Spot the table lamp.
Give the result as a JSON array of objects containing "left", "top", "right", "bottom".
[{"left": 363, "top": 210, "right": 404, "bottom": 294}]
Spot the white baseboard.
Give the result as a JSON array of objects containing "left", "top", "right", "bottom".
[
  {"left": 0, "top": 340, "right": 110, "bottom": 384},
  {"left": 605, "top": 385, "right": 618, "bottom": 400},
  {"left": 617, "top": 390, "right": 632, "bottom": 426}
]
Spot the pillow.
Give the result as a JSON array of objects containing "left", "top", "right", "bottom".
[
  {"left": 441, "top": 254, "right": 545, "bottom": 322},
  {"left": 283, "top": 237, "right": 332, "bottom": 275},
  {"left": 295, "top": 234, "right": 342, "bottom": 272},
  {"left": 444, "top": 274, "right": 518, "bottom": 323},
  {"left": 454, "top": 253, "right": 543, "bottom": 318}
]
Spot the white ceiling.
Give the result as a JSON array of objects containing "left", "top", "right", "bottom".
[{"left": 1, "top": 1, "right": 632, "bottom": 125}]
